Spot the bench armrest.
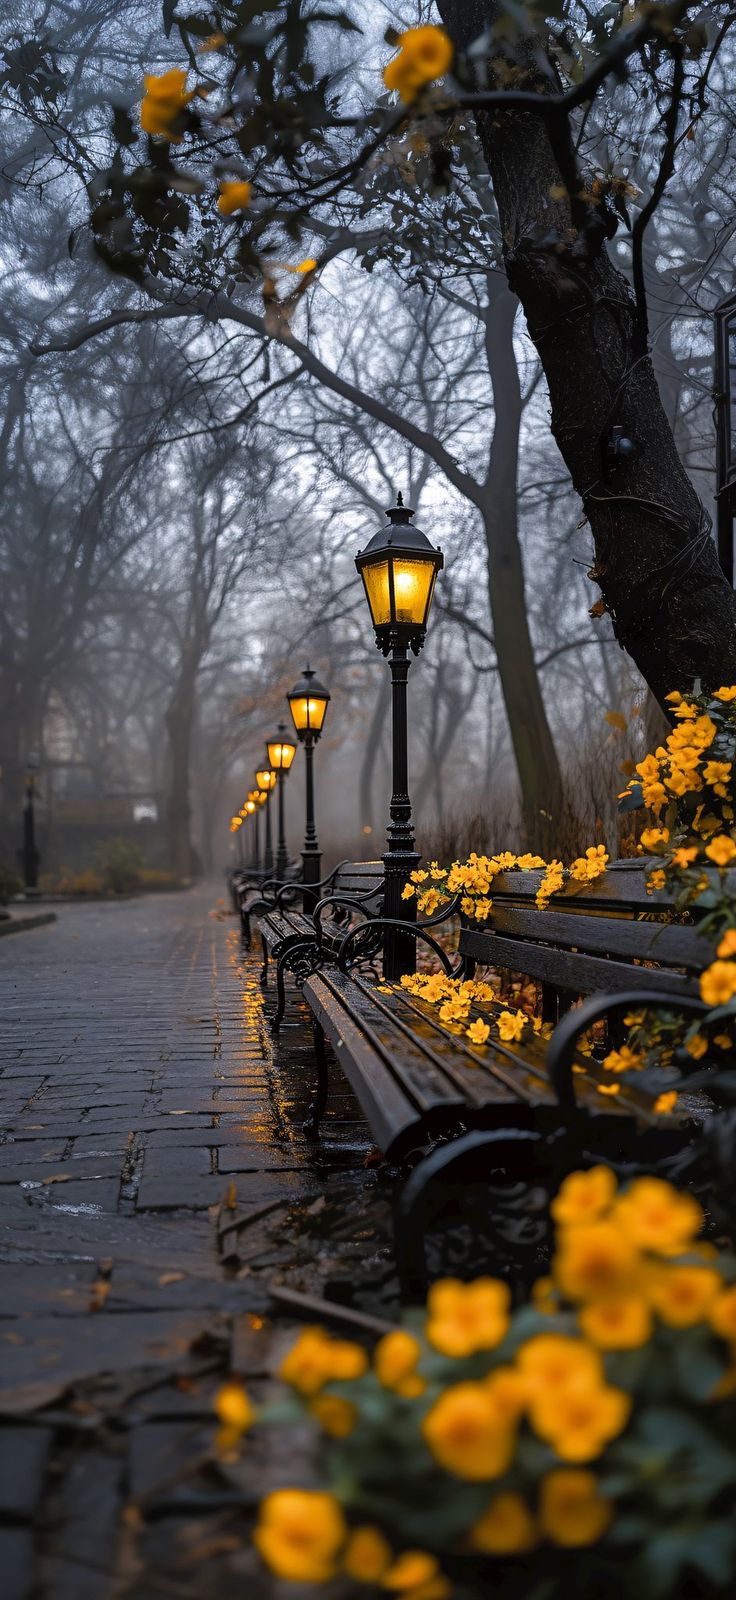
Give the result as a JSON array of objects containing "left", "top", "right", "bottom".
[
  {"left": 336, "top": 917, "right": 461, "bottom": 977},
  {"left": 312, "top": 885, "right": 385, "bottom": 931},
  {"left": 274, "top": 860, "right": 352, "bottom": 910},
  {"left": 547, "top": 990, "right": 710, "bottom": 1109}
]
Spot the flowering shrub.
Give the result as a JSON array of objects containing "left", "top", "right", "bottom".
[
  {"left": 223, "top": 1170, "right": 736, "bottom": 1598},
  {"left": 400, "top": 847, "right": 608, "bottom": 921}
]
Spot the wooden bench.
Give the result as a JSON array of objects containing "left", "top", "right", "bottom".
[
  {"left": 254, "top": 861, "right": 385, "bottom": 1032},
  {"left": 293, "top": 860, "right": 726, "bottom": 1296}
]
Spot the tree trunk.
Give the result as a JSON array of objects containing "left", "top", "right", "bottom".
[
  {"left": 164, "top": 669, "right": 196, "bottom": 880},
  {"left": 436, "top": 0, "right": 736, "bottom": 699},
  {"left": 481, "top": 282, "right": 564, "bottom": 849}
]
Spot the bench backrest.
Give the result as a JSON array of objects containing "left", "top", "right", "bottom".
[
  {"left": 330, "top": 860, "right": 385, "bottom": 914},
  {"left": 458, "top": 859, "right": 728, "bottom": 1001}
]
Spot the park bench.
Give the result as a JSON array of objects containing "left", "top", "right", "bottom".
[
  {"left": 286, "top": 860, "right": 728, "bottom": 1296},
  {"left": 252, "top": 860, "right": 386, "bottom": 1030}
]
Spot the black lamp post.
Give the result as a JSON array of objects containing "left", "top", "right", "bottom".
[
  {"left": 21, "top": 750, "right": 41, "bottom": 896},
  {"left": 287, "top": 665, "right": 331, "bottom": 912},
  {"left": 356, "top": 493, "right": 443, "bottom": 980},
  {"left": 266, "top": 723, "right": 297, "bottom": 881},
  {"left": 247, "top": 791, "right": 262, "bottom": 874},
  {"left": 231, "top": 814, "right": 244, "bottom": 867},
  {"left": 255, "top": 767, "right": 276, "bottom": 876}
]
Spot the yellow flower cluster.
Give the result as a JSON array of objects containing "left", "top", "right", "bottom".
[
  {"left": 251, "top": 1167, "right": 736, "bottom": 1586},
  {"left": 401, "top": 847, "right": 606, "bottom": 922},
  {"left": 383, "top": 25, "right": 453, "bottom": 102},
  {"left": 398, "top": 973, "right": 540, "bottom": 1050}
]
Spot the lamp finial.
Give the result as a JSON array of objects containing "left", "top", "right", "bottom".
[{"left": 396, "top": 491, "right": 404, "bottom": 507}]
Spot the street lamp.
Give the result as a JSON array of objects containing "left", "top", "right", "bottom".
[
  {"left": 266, "top": 722, "right": 297, "bottom": 880},
  {"left": 355, "top": 493, "right": 443, "bottom": 979},
  {"left": 246, "top": 790, "right": 261, "bottom": 874},
  {"left": 255, "top": 766, "right": 277, "bottom": 875},
  {"left": 230, "top": 813, "right": 244, "bottom": 867},
  {"left": 287, "top": 664, "right": 331, "bottom": 910},
  {"left": 21, "top": 749, "right": 41, "bottom": 896}
]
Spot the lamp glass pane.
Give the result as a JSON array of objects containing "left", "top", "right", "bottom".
[
  {"left": 289, "top": 694, "right": 328, "bottom": 733},
  {"left": 256, "top": 769, "right": 276, "bottom": 791},
  {"left": 267, "top": 738, "right": 296, "bottom": 771},
  {"left": 392, "top": 557, "right": 436, "bottom": 625},
  {"left": 361, "top": 558, "right": 391, "bottom": 627}
]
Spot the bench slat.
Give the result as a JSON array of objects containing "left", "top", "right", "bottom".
[
  {"left": 488, "top": 862, "right": 736, "bottom": 913},
  {"left": 485, "top": 905, "right": 709, "bottom": 968},
  {"left": 460, "top": 928, "right": 698, "bottom": 996}
]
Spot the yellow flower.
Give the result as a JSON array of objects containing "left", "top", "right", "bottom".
[
  {"left": 401, "top": 883, "right": 416, "bottom": 900},
  {"left": 685, "top": 1032, "right": 708, "bottom": 1059},
  {"left": 343, "top": 1526, "right": 392, "bottom": 1583},
  {"left": 279, "top": 1327, "right": 367, "bottom": 1395},
  {"left": 217, "top": 179, "right": 252, "bottom": 214},
  {"left": 640, "top": 826, "right": 669, "bottom": 851},
  {"left": 468, "top": 1493, "right": 538, "bottom": 1554},
  {"left": 654, "top": 1090, "right": 678, "bottom": 1114},
  {"left": 705, "top": 834, "right": 736, "bottom": 867},
  {"left": 423, "top": 1382, "right": 516, "bottom": 1481},
  {"left": 254, "top": 1490, "right": 347, "bottom": 1582},
  {"left": 714, "top": 685, "right": 736, "bottom": 701},
  {"left": 383, "top": 25, "right": 453, "bottom": 101},
  {"left": 515, "top": 1334, "right": 603, "bottom": 1396},
  {"left": 710, "top": 1285, "right": 736, "bottom": 1341},
  {"left": 700, "top": 959, "right": 736, "bottom": 1006},
  {"left": 309, "top": 1395, "right": 357, "bottom": 1437},
  {"left": 496, "top": 1009, "right": 527, "bottom": 1043},
  {"left": 426, "top": 1277, "right": 509, "bottom": 1358},
  {"left": 601, "top": 1045, "right": 643, "bottom": 1074},
  {"left": 554, "top": 1222, "right": 641, "bottom": 1302},
  {"left": 140, "top": 68, "right": 195, "bottom": 139},
  {"left": 596, "top": 1082, "right": 621, "bottom": 1096},
  {"left": 647, "top": 869, "right": 667, "bottom": 892},
  {"left": 529, "top": 1381, "right": 631, "bottom": 1462},
  {"left": 539, "top": 1470, "right": 613, "bottom": 1547},
  {"left": 578, "top": 1296, "right": 652, "bottom": 1350},
  {"left": 466, "top": 1018, "right": 490, "bottom": 1047},
  {"left": 374, "top": 1330, "right": 425, "bottom": 1397},
  {"left": 613, "top": 1177, "right": 702, "bottom": 1253},
  {"left": 551, "top": 1167, "right": 616, "bottom": 1228},
  {"left": 715, "top": 1033, "right": 733, "bottom": 1049},
  {"left": 214, "top": 1379, "right": 254, "bottom": 1433},
  {"left": 672, "top": 845, "right": 699, "bottom": 868},
  {"left": 649, "top": 1266, "right": 722, "bottom": 1328},
  {"left": 717, "top": 929, "right": 736, "bottom": 957},
  {"left": 703, "top": 760, "right": 732, "bottom": 796}
]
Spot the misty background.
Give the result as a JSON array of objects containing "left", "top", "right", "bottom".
[{"left": 0, "top": 0, "right": 732, "bottom": 886}]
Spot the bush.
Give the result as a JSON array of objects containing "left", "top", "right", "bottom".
[
  {"left": 138, "top": 868, "right": 184, "bottom": 892},
  {"left": 0, "top": 863, "right": 23, "bottom": 904},
  {"left": 56, "top": 869, "right": 105, "bottom": 896},
  {"left": 95, "top": 837, "right": 143, "bottom": 894}
]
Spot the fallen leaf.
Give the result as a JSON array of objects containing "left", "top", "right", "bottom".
[
  {"left": 158, "top": 1272, "right": 186, "bottom": 1286},
  {"left": 42, "top": 1173, "right": 71, "bottom": 1185}
]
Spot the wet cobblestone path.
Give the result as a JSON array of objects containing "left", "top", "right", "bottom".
[{"left": 0, "top": 887, "right": 394, "bottom": 1599}]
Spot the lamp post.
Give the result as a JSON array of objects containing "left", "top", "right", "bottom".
[
  {"left": 356, "top": 493, "right": 443, "bottom": 980},
  {"left": 230, "top": 815, "right": 244, "bottom": 867},
  {"left": 21, "top": 750, "right": 41, "bottom": 896},
  {"left": 246, "top": 791, "right": 262, "bottom": 874},
  {"left": 287, "top": 665, "right": 331, "bottom": 912},
  {"left": 266, "top": 723, "right": 297, "bottom": 881},
  {"left": 255, "top": 767, "right": 277, "bottom": 876}
]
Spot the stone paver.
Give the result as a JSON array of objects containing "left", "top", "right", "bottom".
[{"left": 0, "top": 885, "right": 389, "bottom": 1597}]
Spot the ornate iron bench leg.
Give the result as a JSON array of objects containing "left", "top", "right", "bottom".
[
  {"left": 260, "top": 933, "right": 269, "bottom": 988},
  {"left": 240, "top": 905, "right": 251, "bottom": 944},
  {"left": 303, "top": 1017, "right": 329, "bottom": 1141},
  {"left": 394, "top": 1127, "right": 542, "bottom": 1303}
]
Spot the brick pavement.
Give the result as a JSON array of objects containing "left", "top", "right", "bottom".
[{"left": 0, "top": 885, "right": 393, "bottom": 1599}]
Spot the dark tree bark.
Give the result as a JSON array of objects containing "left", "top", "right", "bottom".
[{"left": 436, "top": 0, "right": 736, "bottom": 700}]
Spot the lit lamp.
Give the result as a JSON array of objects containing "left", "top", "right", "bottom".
[
  {"left": 266, "top": 722, "right": 297, "bottom": 880},
  {"left": 287, "top": 665, "right": 331, "bottom": 910},
  {"left": 230, "top": 813, "right": 244, "bottom": 867},
  {"left": 355, "top": 493, "right": 443, "bottom": 980},
  {"left": 255, "top": 767, "right": 276, "bottom": 876}
]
